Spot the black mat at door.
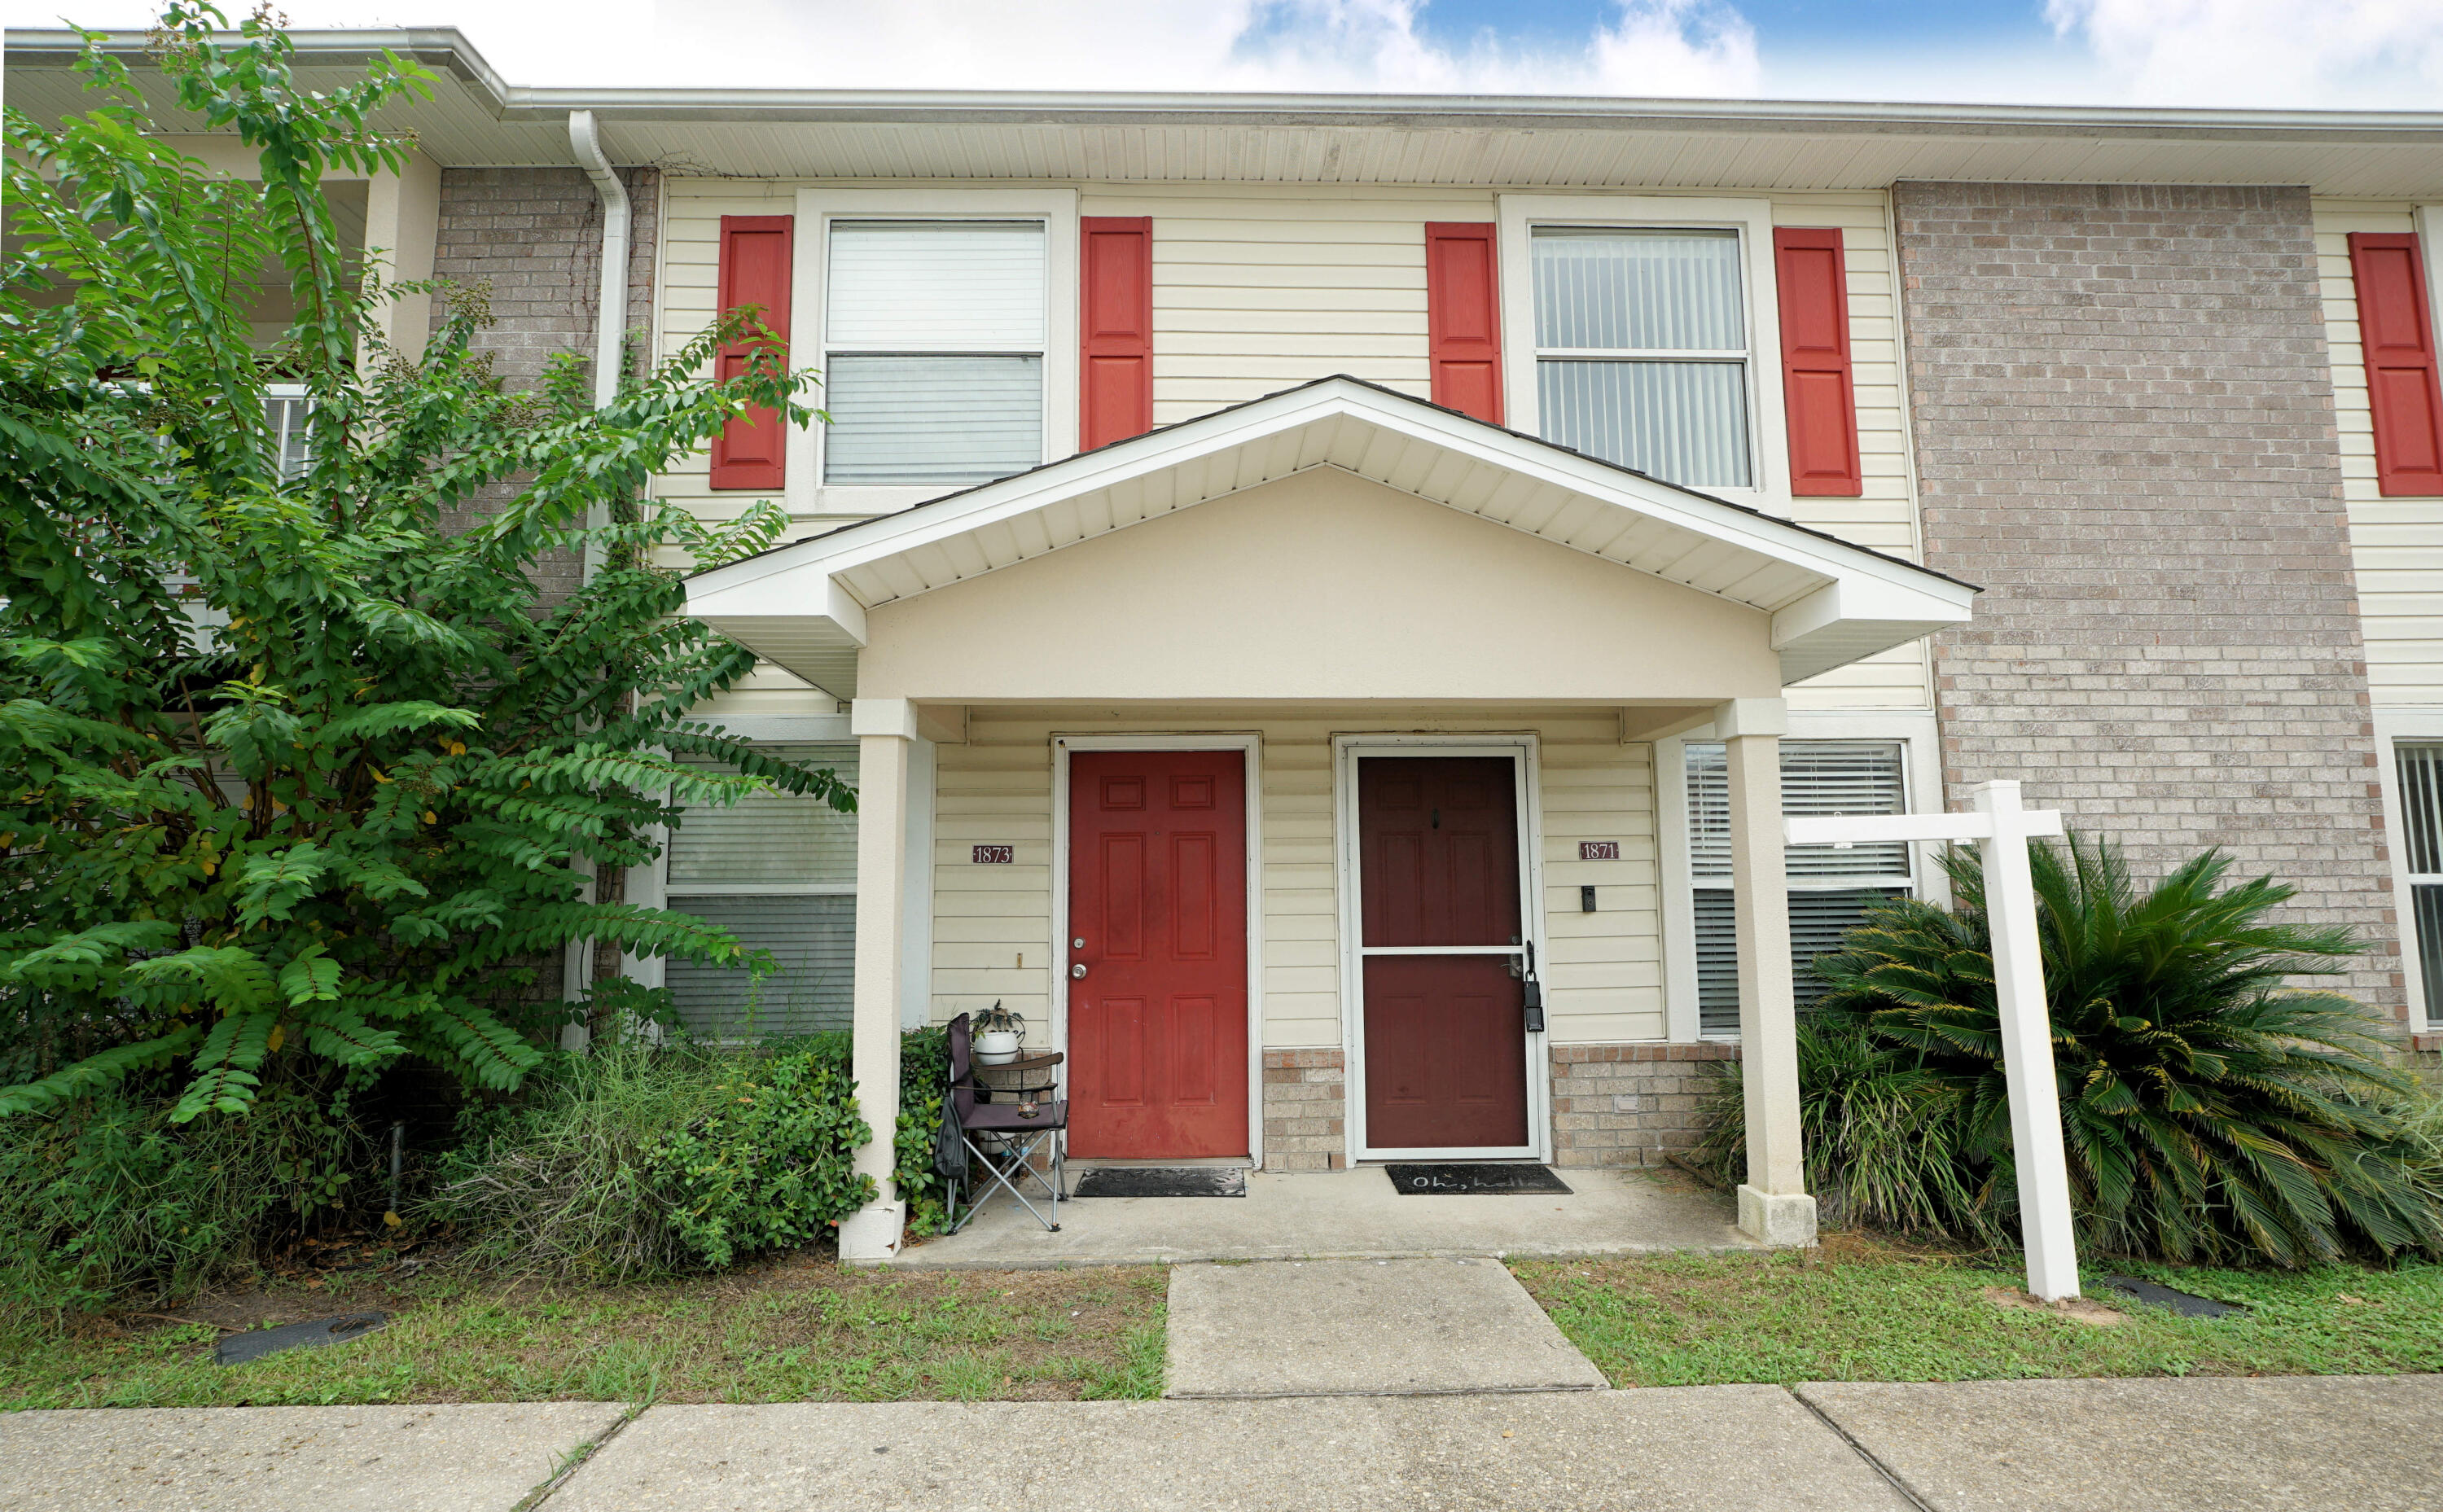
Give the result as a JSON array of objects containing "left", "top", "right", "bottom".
[
  {"left": 1385, "top": 1163, "right": 1572, "bottom": 1195},
  {"left": 1072, "top": 1166, "right": 1247, "bottom": 1199}
]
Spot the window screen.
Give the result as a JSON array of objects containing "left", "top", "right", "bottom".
[
  {"left": 2397, "top": 743, "right": 2443, "bottom": 1023},
  {"left": 662, "top": 743, "right": 858, "bottom": 1038},
  {"left": 822, "top": 220, "right": 1046, "bottom": 486},
  {"left": 1531, "top": 226, "right": 1752, "bottom": 489},
  {"left": 1687, "top": 739, "right": 1910, "bottom": 1036}
]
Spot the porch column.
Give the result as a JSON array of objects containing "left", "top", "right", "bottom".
[
  {"left": 1717, "top": 697, "right": 1817, "bottom": 1247},
  {"left": 840, "top": 698, "right": 914, "bottom": 1263}
]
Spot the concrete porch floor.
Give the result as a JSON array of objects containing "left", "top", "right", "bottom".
[{"left": 894, "top": 1163, "right": 1763, "bottom": 1269}]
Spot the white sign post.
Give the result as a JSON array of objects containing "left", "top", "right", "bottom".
[{"left": 1785, "top": 778, "right": 2082, "bottom": 1301}]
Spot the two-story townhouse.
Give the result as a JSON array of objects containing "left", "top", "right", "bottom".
[{"left": 19, "top": 27, "right": 2443, "bottom": 1259}]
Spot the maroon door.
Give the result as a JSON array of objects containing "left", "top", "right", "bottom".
[
  {"left": 1358, "top": 756, "right": 1530, "bottom": 1150},
  {"left": 1068, "top": 751, "right": 1249, "bottom": 1158}
]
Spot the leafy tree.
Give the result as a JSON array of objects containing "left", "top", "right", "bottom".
[
  {"left": 1697, "top": 833, "right": 2443, "bottom": 1266},
  {"left": 0, "top": 5, "right": 844, "bottom": 1121}
]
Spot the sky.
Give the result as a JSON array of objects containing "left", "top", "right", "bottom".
[{"left": 5, "top": 0, "right": 2443, "bottom": 109}]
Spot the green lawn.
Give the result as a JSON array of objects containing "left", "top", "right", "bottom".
[
  {"left": 1511, "top": 1237, "right": 2443, "bottom": 1387},
  {"left": 2, "top": 1260, "right": 1168, "bottom": 1410}
]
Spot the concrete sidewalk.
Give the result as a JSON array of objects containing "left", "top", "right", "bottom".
[{"left": 10, "top": 1376, "right": 2440, "bottom": 1510}]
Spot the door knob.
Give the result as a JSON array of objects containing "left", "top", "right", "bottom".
[{"left": 1071, "top": 963, "right": 1088, "bottom": 979}]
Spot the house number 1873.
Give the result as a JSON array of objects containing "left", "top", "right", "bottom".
[{"left": 971, "top": 845, "right": 1014, "bottom": 864}]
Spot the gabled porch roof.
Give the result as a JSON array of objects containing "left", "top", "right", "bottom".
[{"left": 685, "top": 376, "right": 1976, "bottom": 699}]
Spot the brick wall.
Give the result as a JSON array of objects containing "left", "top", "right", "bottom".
[
  {"left": 1895, "top": 182, "right": 2403, "bottom": 1022},
  {"left": 1550, "top": 1043, "right": 1735, "bottom": 1168},
  {"left": 429, "top": 165, "right": 662, "bottom": 606},
  {"left": 1262, "top": 1049, "right": 1346, "bottom": 1172}
]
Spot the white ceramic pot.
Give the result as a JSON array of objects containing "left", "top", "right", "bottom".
[{"left": 975, "top": 1028, "right": 1022, "bottom": 1065}]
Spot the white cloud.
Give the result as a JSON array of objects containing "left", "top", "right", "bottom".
[
  {"left": 4, "top": 0, "right": 1760, "bottom": 96},
  {"left": 2046, "top": 0, "right": 2443, "bottom": 108}
]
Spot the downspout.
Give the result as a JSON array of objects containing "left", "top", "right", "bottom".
[
  {"left": 568, "top": 108, "right": 630, "bottom": 419},
  {"left": 563, "top": 109, "right": 631, "bottom": 1026}
]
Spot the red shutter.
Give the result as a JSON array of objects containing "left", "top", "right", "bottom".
[
  {"left": 1425, "top": 222, "right": 1503, "bottom": 424},
  {"left": 2351, "top": 232, "right": 2443, "bottom": 497},
  {"left": 1772, "top": 227, "right": 1863, "bottom": 497},
  {"left": 711, "top": 215, "right": 793, "bottom": 492},
  {"left": 1080, "top": 217, "right": 1154, "bottom": 451}
]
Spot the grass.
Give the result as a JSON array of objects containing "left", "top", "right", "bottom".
[
  {"left": 1511, "top": 1234, "right": 2443, "bottom": 1387},
  {"left": 1, "top": 1255, "right": 1169, "bottom": 1409}
]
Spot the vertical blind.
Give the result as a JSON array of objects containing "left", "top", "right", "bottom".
[
  {"left": 1531, "top": 226, "right": 1752, "bottom": 489},
  {"left": 2397, "top": 744, "right": 2443, "bottom": 1021},
  {"left": 1687, "top": 739, "right": 1911, "bottom": 1036},
  {"left": 663, "top": 743, "right": 859, "bottom": 1038},
  {"left": 822, "top": 219, "right": 1046, "bottom": 486}
]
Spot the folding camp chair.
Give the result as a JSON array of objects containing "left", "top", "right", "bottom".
[{"left": 941, "top": 1011, "right": 1067, "bottom": 1234}]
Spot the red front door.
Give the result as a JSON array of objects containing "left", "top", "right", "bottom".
[
  {"left": 1067, "top": 750, "right": 1249, "bottom": 1159},
  {"left": 1357, "top": 756, "right": 1531, "bottom": 1150}
]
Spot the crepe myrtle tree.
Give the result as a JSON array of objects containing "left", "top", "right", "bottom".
[{"left": 0, "top": 5, "right": 843, "bottom": 1120}]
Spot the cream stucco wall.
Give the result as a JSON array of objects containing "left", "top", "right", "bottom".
[
  {"left": 855, "top": 469, "right": 1783, "bottom": 704},
  {"left": 928, "top": 707, "right": 1664, "bottom": 1050}
]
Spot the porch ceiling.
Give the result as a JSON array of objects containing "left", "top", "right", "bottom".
[{"left": 685, "top": 377, "right": 1976, "bottom": 699}]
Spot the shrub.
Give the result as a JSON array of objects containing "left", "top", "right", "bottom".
[
  {"left": 0, "top": 1072, "right": 367, "bottom": 1313},
  {"left": 649, "top": 1048, "right": 872, "bottom": 1268},
  {"left": 1695, "top": 833, "right": 2443, "bottom": 1266},
  {"left": 427, "top": 1027, "right": 950, "bottom": 1277}
]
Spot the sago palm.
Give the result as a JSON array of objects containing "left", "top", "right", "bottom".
[{"left": 1702, "top": 833, "right": 2443, "bottom": 1266}]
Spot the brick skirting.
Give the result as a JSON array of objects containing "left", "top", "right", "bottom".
[
  {"left": 1262, "top": 1049, "right": 1346, "bottom": 1172},
  {"left": 1549, "top": 1043, "right": 1739, "bottom": 1169}
]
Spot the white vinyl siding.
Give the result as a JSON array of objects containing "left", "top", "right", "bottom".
[
  {"left": 1530, "top": 226, "right": 1753, "bottom": 489},
  {"left": 663, "top": 743, "right": 859, "bottom": 1037},
  {"left": 1685, "top": 738, "right": 1911, "bottom": 1036},
  {"left": 2315, "top": 199, "right": 2443, "bottom": 708},
  {"left": 821, "top": 219, "right": 1046, "bottom": 486}
]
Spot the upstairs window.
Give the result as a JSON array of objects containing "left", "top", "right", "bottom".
[
  {"left": 1530, "top": 226, "right": 1753, "bottom": 489},
  {"left": 822, "top": 219, "right": 1046, "bottom": 487},
  {"left": 1687, "top": 739, "right": 1911, "bottom": 1036},
  {"left": 264, "top": 384, "right": 311, "bottom": 481}
]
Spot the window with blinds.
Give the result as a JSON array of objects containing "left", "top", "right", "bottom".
[
  {"left": 1530, "top": 226, "right": 1753, "bottom": 489},
  {"left": 662, "top": 743, "right": 859, "bottom": 1039},
  {"left": 2396, "top": 743, "right": 2443, "bottom": 1022},
  {"left": 822, "top": 219, "right": 1046, "bottom": 486},
  {"left": 1686, "top": 739, "right": 1911, "bottom": 1036}
]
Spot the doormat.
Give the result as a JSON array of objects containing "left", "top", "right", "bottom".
[
  {"left": 216, "top": 1312, "right": 388, "bottom": 1366},
  {"left": 1072, "top": 1167, "right": 1248, "bottom": 1199},
  {"left": 1384, "top": 1163, "right": 1572, "bottom": 1195},
  {"left": 2095, "top": 1275, "right": 2245, "bottom": 1318}
]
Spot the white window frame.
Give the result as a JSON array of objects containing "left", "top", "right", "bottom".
[
  {"left": 1496, "top": 194, "right": 1790, "bottom": 512},
  {"left": 1656, "top": 711, "right": 1944, "bottom": 1042},
  {"left": 1333, "top": 734, "right": 1552, "bottom": 1164},
  {"left": 2374, "top": 710, "right": 2443, "bottom": 1032},
  {"left": 264, "top": 383, "right": 311, "bottom": 481},
  {"left": 787, "top": 188, "right": 1080, "bottom": 520}
]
